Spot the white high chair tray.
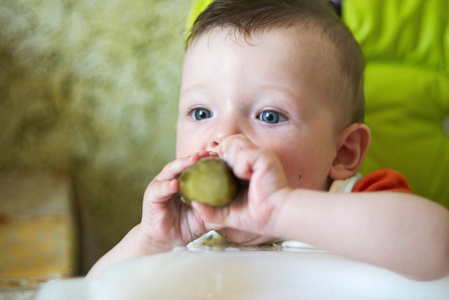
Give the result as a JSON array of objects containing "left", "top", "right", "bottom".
[{"left": 36, "top": 245, "right": 449, "bottom": 300}]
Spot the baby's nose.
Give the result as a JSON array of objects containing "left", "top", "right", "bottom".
[
  {"left": 206, "top": 121, "right": 241, "bottom": 152},
  {"left": 206, "top": 141, "right": 220, "bottom": 153}
]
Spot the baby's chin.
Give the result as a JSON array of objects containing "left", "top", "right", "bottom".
[{"left": 217, "top": 228, "right": 275, "bottom": 246}]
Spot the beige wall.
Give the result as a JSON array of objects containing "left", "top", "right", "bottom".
[{"left": 0, "top": 0, "right": 191, "bottom": 273}]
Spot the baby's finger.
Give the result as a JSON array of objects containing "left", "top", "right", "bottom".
[
  {"left": 156, "top": 151, "right": 215, "bottom": 182},
  {"left": 144, "top": 178, "right": 179, "bottom": 203},
  {"left": 218, "top": 134, "right": 253, "bottom": 161},
  {"left": 191, "top": 201, "right": 230, "bottom": 225},
  {"left": 219, "top": 136, "right": 267, "bottom": 180}
]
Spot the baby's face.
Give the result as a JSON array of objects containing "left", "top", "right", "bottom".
[
  {"left": 177, "top": 27, "right": 343, "bottom": 243},
  {"left": 178, "top": 27, "right": 342, "bottom": 190}
]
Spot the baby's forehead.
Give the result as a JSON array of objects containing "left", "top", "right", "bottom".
[
  {"left": 188, "top": 26, "right": 341, "bottom": 80},
  {"left": 186, "top": 11, "right": 363, "bottom": 125},
  {"left": 189, "top": 24, "right": 333, "bottom": 50},
  {"left": 186, "top": 26, "right": 341, "bottom": 81},
  {"left": 183, "top": 26, "right": 347, "bottom": 119}
]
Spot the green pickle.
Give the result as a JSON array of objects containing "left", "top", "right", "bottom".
[{"left": 179, "top": 157, "right": 238, "bottom": 207}]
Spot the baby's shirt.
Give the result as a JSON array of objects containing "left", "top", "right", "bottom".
[
  {"left": 330, "top": 168, "right": 412, "bottom": 193},
  {"left": 351, "top": 169, "right": 412, "bottom": 193}
]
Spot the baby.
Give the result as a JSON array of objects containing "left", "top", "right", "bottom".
[{"left": 88, "top": 0, "right": 449, "bottom": 280}]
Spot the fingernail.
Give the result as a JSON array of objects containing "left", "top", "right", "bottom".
[
  {"left": 222, "top": 152, "right": 227, "bottom": 161},
  {"left": 191, "top": 201, "right": 199, "bottom": 210}
]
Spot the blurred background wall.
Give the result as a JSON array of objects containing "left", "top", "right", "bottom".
[{"left": 0, "top": 0, "right": 191, "bottom": 273}]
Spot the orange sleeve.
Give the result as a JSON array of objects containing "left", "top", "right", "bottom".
[{"left": 353, "top": 169, "right": 412, "bottom": 193}]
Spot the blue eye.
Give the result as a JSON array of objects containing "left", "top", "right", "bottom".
[
  {"left": 258, "top": 110, "right": 286, "bottom": 124},
  {"left": 192, "top": 108, "right": 212, "bottom": 120}
]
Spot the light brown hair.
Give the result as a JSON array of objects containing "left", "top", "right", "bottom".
[{"left": 187, "top": 0, "right": 365, "bottom": 125}]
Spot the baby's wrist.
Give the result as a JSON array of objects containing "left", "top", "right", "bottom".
[
  {"left": 133, "top": 224, "right": 176, "bottom": 255},
  {"left": 265, "top": 186, "right": 293, "bottom": 237}
]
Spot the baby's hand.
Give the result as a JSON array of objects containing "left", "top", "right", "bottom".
[
  {"left": 140, "top": 151, "right": 221, "bottom": 252},
  {"left": 86, "top": 151, "right": 225, "bottom": 277},
  {"left": 193, "top": 135, "right": 291, "bottom": 237}
]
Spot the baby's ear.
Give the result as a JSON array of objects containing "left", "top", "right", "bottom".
[{"left": 329, "top": 123, "right": 371, "bottom": 180}]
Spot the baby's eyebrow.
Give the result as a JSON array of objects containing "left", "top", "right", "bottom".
[
  {"left": 259, "top": 83, "right": 307, "bottom": 108},
  {"left": 180, "top": 83, "right": 204, "bottom": 98},
  {"left": 260, "top": 83, "right": 300, "bottom": 97}
]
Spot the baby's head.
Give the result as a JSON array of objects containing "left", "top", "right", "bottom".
[
  {"left": 186, "top": 0, "right": 365, "bottom": 127},
  {"left": 177, "top": 0, "right": 370, "bottom": 244}
]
